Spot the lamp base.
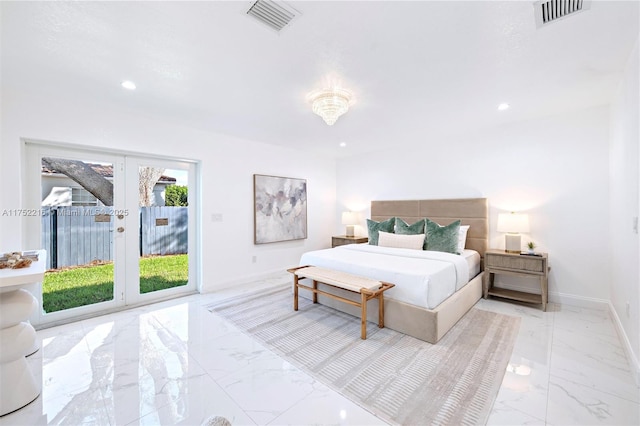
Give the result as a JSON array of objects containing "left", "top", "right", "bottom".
[
  {"left": 505, "top": 234, "right": 521, "bottom": 253},
  {"left": 345, "top": 225, "right": 355, "bottom": 237}
]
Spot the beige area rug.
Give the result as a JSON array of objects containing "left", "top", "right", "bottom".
[{"left": 208, "top": 286, "right": 520, "bottom": 426}]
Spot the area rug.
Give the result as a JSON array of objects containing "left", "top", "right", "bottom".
[{"left": 208, "top": 286, "right": 520, "bottom": 425}]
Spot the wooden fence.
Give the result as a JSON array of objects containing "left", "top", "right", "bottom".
[{"left": 41, "top": 206, "right": 188, "bottom": 269}]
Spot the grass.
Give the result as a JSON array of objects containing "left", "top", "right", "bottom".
[
  {"left": 43, "top": 254, "right": 188, "bottom": 313},
  {"left": 139, "top": 254, "right": 188, "bottom": 294}
]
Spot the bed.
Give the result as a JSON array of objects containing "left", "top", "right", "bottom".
[{"left": 297, "top": 198, "right": 488, "bottom": 343}]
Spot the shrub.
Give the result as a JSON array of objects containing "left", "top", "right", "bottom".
[{"left": 165, "top": 185, "right": 188, "bottom": 206}]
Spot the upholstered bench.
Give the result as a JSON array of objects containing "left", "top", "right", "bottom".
[{"left": 287, "top": 265, "right": 395, "bottom": 339}]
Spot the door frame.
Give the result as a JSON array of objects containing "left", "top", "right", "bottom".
[{"left": 22, "top": 139, "right": 201, "bottom": 327}]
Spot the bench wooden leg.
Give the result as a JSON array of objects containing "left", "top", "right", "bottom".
[
  {"left": 293, "top": 275, "right": 299, "bottom": 311},
  {"left": 312, "top": 280, "right": 318, "bottom": 303},
  {"left": 378, "top": 294, "right": 384, "bottom": 328},
  {"left": 361, "top": 292, "right": 367, "bottom": 339}
]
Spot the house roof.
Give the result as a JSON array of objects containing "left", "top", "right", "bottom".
[
  {"left": 41, "top": 163, "right": 177, "bottom": 183},
  {"left": 3, "top": 1, "right": 638, "bottom": 157}
]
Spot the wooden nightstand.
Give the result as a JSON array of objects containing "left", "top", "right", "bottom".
[
  {"left": 332, "top": 235, "right": 368, "bottom": 248},
  {"left": 483, "top": 249, "right": 549, "bottom": 311}
]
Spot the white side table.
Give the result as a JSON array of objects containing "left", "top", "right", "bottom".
[{"left": 0, "top": 250, "right": 46, "bottom": 416}]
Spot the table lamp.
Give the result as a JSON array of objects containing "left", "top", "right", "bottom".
[
  {"left": 341, "top": 211, "right": 359, "bottom": 237},
  {"left": 497, "top": 212, "right": 530, "bottom": 253}
]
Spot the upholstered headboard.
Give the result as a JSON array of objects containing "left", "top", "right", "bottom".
[{"left": 370, "top": 198, "right": 489, "bottom": 259}]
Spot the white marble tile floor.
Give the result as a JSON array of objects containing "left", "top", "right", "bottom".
[{"left": 1, "top": 273, "right": 638, "bottom": 425}]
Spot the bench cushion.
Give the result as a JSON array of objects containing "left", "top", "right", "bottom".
[{"left": 294, "top": 266, "right": 382, "bottom": 292}]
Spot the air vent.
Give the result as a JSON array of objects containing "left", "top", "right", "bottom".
[
  {"left": 534, "top": 0, "right": 591, "bottom": 28},
  {"left": 247, "top": 0, "right": 300, "bottom": 33}
]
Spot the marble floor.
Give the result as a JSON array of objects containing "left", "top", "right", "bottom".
[{"left": 1, "top": 273, "right": 638, "bottom": 425}]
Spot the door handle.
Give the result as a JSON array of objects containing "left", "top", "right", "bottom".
[{"left": 117, "top": 227, "right": 125, "bottom": 233}]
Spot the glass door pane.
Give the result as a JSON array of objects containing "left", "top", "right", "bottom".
[
  {"left": 39, "top": 155, "right": 120, "bottom": 314},
  {"left": 125, "top": 159, "right": 195, "bottom": 304},
  {"left": 138, "top": 166, "right": 189, "bottom": 294}
]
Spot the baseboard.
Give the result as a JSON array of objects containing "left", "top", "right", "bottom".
[
  {"left": 608, "top": 301, "right": 640, "bottom": 387},
  {"left": 548, "top": 291, "right": 610, "bottom": 310}
]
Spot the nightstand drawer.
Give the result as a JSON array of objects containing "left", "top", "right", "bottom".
[
  {"left": 331, "top": 236, "right": 368, "bottom": 248},
  {"left": 486, "top": 254, "right": 543, "bottom": 273},
  {"left": 332, "top": 240, "right": 351, "bottom": 247}
]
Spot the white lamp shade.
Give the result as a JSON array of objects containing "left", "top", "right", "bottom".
[
  {"left": 341, "top": 211, "right": 358, "bottom": 237},
  {"left": 341, "top": 211, "right": 359, "bottom": 225},
  {"left": 497, "top": 213, "right": 530, "bottom": 233}
]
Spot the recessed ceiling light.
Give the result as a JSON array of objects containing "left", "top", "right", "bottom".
[
  {"left": 497, "top": 103, "right": 510, "bottom": 111},
  {"left": 339, "top": 142, "right": 347, "bottom": 148},
  {"left": 121, "top": 80, "right": 136, "bottom": 90}
]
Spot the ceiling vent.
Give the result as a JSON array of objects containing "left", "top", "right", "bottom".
[
  {"left": 534, "top": 0, "right": 591, "bottom": 28},
  {"left": 246, "top": 0, "right": 300, "bottom": 33}
]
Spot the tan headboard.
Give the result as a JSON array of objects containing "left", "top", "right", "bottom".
[{"left": 371, "top": 198, "right": 488, "bottom": 259}]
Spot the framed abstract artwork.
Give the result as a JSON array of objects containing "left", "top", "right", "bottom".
[{"left": 253, "top": 174, "right": 307, "bottom": 244}]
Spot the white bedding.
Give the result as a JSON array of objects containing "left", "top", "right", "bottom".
[{"left": 299, "top": 244, "right": 480, "bottom": 310}]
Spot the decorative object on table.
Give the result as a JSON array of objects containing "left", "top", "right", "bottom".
[
  {"left": 497, "top": 212, "right": 530, "bottom": 253},
  {"left": 307, "top": 85, "right": 354, "bottom": 126},
  {"left": 0, "top": 252, "right": 35, "bottom": 269},
  {"left": 341, "top": 211, "right": 359, "bottom": 237},
  {"left": 527, "top": 241, "right": 536, "bottom": 254},
  {"left": 253, "top": 174, "right": 307, "bottom": 244}
]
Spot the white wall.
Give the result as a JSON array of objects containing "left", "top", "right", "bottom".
[
  {"left": 336, "top": 105, "right": 611, "bottom": 303},
  {"left": 609, "top": 38, "right": 639, "bottom": 378},
  {"left": 0, "top": 90, "right": 336, "bottom": 292}
]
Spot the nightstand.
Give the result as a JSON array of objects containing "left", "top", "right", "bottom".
[
  {"left": 483, "top": 249, "right": 549, "bottom": 311},
  {"left": 331, "top": 235, "right": 368, "bottom": 248}
]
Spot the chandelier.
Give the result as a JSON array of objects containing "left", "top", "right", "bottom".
[{"left": 307, "top": 87, "right": 353, "bottom": 126}]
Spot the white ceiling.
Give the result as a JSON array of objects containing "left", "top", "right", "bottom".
[{"left": 2, "top": 1, "right": 638, "bottom": 158}]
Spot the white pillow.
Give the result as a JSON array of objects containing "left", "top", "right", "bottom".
[
  {"left": 378, "top": 231, "right": 425, "bottom": 250},
  {"left": 458, "top": 225, "right": 470, "bottom": 253}
]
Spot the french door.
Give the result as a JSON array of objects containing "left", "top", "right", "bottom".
[
  {"left": 124, "top": 156, "right": 197, "bottom": 306},
  {"left": 24, "top": 143, "right": 198, "bottom": 326}
]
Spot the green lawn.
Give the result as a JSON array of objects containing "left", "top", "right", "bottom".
[{"left": 43, "top": 254, "right": 188, "bottom": 313}]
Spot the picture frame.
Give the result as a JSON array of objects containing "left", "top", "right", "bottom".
[{"left": 253, "top": 174, "right": 307, "bottom": 244}]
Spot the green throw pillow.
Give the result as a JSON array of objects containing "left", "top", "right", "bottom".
[
  {"left": 395, "top": 218, "right": 426, "bottom": 235},
  {"left": 366, "top": 218, "right": 395, "bottom": 245},
  {"left": 425, "top": 219, "right": 461, "bottom": 254}
]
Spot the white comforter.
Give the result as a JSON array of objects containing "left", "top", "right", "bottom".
[{"left": 299, "top": 244, "right": 471, "bottom": 310}]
